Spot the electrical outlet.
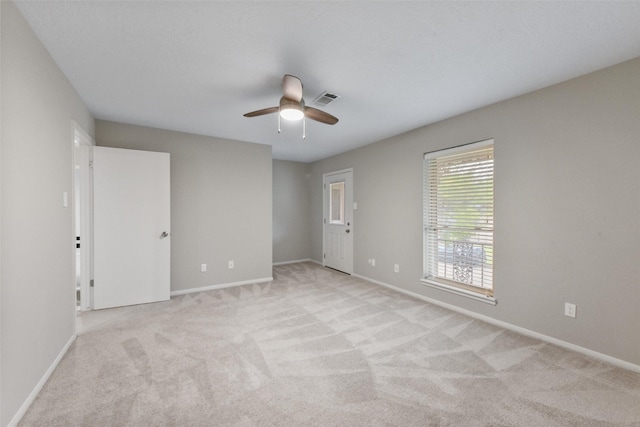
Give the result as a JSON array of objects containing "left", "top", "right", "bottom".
[
  {"left": 394, "top": 264, "right": 399, "bottom": 273},
  {"left": 564, "top": 302, "right": 576, "bottom": 318},
  {"left": 228, "top": 260, "right": 234, "bottom": 269},
  {"left": 371, "top": 258, "right": 376, "bottom": 267},
  {"left": 201, "top": 264, "right": 207, "bottom": 272}
]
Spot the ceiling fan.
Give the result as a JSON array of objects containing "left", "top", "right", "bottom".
[{"left": 243, "top": 74, "right": 339, "bottom": 138}]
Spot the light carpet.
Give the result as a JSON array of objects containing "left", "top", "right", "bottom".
[{"left": 19, "top": 262, "right": 640, "bottom": 426}]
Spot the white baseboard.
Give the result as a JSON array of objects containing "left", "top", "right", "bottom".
[
  {"left": 8, "top": 334, "right": 77, "bottom": 427},
  {"left": 272, "top": 258, "right": 311, "bottom": 266},
  {"left": 170, "top": 277, "right": 273, "bottom": 297},
  {"left": 353, "top": 273, "right": 640, "bottom": 374}
]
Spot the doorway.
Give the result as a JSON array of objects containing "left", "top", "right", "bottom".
[
  {"left": 323, "top": 169, "right": 354, "bottom": 274},
  {"left": 73, "top": 123, "right": 93, "bottom": 311}
]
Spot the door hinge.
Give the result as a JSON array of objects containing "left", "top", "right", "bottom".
[
  {"left": 323, "top": 218, "right": 326, "bottom": 224},
  {"left": 323, "top": 183, "right": 326, "bottom": 190},
  {"left": 323, "top": 253, "right": 326, "bottom": 259},
  {"left": 89, "top": 160, "right": 94, "bottom": 168},
  {"left": 90, "top": 279, "right": 94, "bottom": 288}
]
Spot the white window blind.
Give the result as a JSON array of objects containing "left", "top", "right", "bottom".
[{"left": 423, "top": 140, "right": 494, "bottom": 297}]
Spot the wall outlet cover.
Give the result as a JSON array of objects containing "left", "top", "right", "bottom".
[{"left": 564, "top": 302, "right": 576, "bottom": 318}]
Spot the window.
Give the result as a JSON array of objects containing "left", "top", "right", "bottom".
[
  {"left": 329, "top": 181, "right": 345, "bottom": 225},
  {"left": 422, "top": 140, "right": 495, "bottom": 304}
]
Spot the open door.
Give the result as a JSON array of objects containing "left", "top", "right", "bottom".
[
  {"left": 323, "top": 169, "right": 354, "bottom": 274},
  {"left": 93, "top": 146, "right": 170, "bottom": 309}
]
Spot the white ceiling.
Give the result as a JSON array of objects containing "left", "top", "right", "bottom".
[{"left": 14, "top": 1, "right": 640, "bottom": 162}]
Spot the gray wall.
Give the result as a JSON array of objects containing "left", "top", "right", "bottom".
[
  {"left": 96, "top": 121, "right": 273, "bottom": 292},
  {"left": 309, "top": 57, "right": 640, "bottom": 366},
  {"left": 273, "top": 160, "right": 311, "bottom": 264},
  {"left": 1, "top": 1, "right": 95, "bottom": 425}
]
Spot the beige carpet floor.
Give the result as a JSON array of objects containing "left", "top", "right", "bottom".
[{"left": 19, "top": 262, "right": 640, "bottom": 426}]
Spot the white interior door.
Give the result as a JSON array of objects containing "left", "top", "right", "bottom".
[
  {"left": 323, "top": 169, "right": 353, "bottom": 274},
  {"left": 93, "top": 146, "right": 170, "bottom": 309}
]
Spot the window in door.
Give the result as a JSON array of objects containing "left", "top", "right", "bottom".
[{"left": 330, "top": 181, "right": 345, "bottom": 225}]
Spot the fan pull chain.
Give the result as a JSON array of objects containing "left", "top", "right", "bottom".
[
  {"left": 277, "top": 112, "right": 281, "bottom": 133},
  {"left": 303, "top": 116, "right": 306, "bottom": 139}
]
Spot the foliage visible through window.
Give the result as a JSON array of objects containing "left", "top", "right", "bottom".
[{"left": 423, "top": 140, "right": 494, "bottom": 296}]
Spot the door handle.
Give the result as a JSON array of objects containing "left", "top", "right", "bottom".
[
  {"left": 345, "top": 229, "right": 350, "bottom": 234},
  {"left": 160, "top": 231, "right": 169, "bottom": 239}
]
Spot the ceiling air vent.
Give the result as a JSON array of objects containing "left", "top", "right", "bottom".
[{"left": 312, "top": 92, "right": 340, "bottom": 106}]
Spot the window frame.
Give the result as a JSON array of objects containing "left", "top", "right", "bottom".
[{"left": 422, "top": 139, "right": 496, "bottom": 305}]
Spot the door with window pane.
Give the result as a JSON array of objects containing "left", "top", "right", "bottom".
[{"left": 323, "top": 170, "right": 353, "bottom": 274}]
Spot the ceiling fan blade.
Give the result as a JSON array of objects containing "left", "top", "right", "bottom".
[
  {"left": 304, "top": 107, "right": 339, "bottom": 125},
  {"left": 243, "top": 106, "right": 279, "bottom": 117},
  {"left": 282, "top": 74, "right": 303, "bottom": 102}
]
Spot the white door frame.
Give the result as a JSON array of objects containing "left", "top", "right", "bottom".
[
  {"left": 72, "top": 122, "right": 94, "bottom": 312},
  {"left": 322, "top": 168, "right": 354, "bottom": 274}
]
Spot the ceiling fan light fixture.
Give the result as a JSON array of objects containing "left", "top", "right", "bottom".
[
  {"left": 279, "top": 100, "right": 304, "bottom": 121},
  {"left": 279, "top": 107, "right": 304, "bottom": 121}
]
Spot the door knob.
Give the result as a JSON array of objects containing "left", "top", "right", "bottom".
[
  {"left": 160, "top": 231, "right": 169, "bottom": 239},
  {"left": 346, "top": 229, "right": 350, "bottom": 234}
]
